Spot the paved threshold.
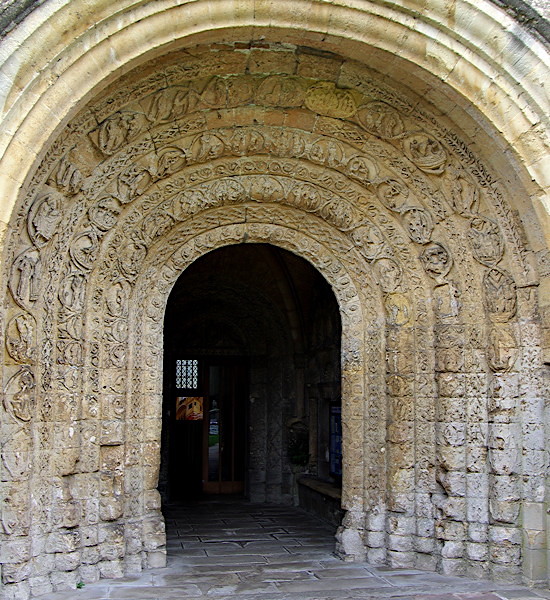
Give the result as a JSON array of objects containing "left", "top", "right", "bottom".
[{"left": 44, "top": 499, "right": 549, "bottom": 600}]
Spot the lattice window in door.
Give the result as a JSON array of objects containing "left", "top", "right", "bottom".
[{"left": 176, "top": 359, "right": 199, "bottom": 389}]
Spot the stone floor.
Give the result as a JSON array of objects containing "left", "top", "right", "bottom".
[{"left": 45, "top": 499, "right": 549, "bottom": 600}]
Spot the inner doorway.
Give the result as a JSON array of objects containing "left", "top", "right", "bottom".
[
  {"left": 160, "top": 244, "right": 342, "bottom": 513},
  {"left": 170, "top": 357, "right": 247, "bottom": 498}
]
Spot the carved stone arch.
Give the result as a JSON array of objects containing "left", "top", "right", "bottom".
[
  {"left": 0, "top": 11, "right": 548, "bottom": 594},
  {"left": 78, "top": 203, "right": 392, "bottom": 561}
]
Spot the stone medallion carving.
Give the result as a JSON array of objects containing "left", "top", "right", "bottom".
[
  {"left": 27, "top": 191, "right": 62, "bottom": 246},
  {"left": 376, "top": 178, "right": 409, "bottom": 213},
  {"left": 483, "top": 268, "right": 517, "bottom": 322},
  {"left": 6, "top": 313, "right": 36, "bottom": 364},
  {"left": 4, "top": 367, "right": 35, "bottom": 422},
  {"left": 402, "top": 208, "right": 433, "bottom": 245},
  {"left": 93, "top": 111, "right": 148, "bottom": 155},
  {"left": 9, "top": 248, "right": 41, "bottom": 308},
  {"left": 420, "top": 243, "right": 453, "bottom": 280},
  {"left": 468, "top": 217, "right": 504, "bottom": 266},
  {"left": 70, "top": 230, "right": 100, "bottom": 271},
  {"left": 257, "top": 75, "right": 305, "bottom": 106},
  {"left": 305, "top": 82, "right": 357, "bottom": 118},
  {"left": 403, "top": 133, "right": 447, "bottom": 174},
  {"left": 373, "top": 258, "right": 402, "bottom": 293},
  {"left": 89, "top": 197, "right": 121, "bottom": 231},
  {"left": 356, "top": 101, "right": 404, "bottom": 139}
]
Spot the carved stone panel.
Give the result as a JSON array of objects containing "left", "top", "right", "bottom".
[
  {"left": 468, "top": 217, "right": 504, "bottom": 266},
  {"left": 403, "top": 133, "right": 447, "bottom": 174},
  {"left": 305, "top": 82, "right": 357, "bottom": 118},
  {"left": 483, "top": 268, "right": 517, "bottom": 322},
  {"left": 4, "top": 367, "right": 35, "bottom": 422},
  {"left": 9, "top": 248, "right": 41, "bottom": 309},
  {"left": 27, "top": 191, "right": 62, "bottom": 246},
  {"left": 6, "top": 313, "right": 36, "bottom": 364},
  {"left": 420, "top": 243, "right": 452, "bottom": 281},
  {"left": 356, "top": 101, "right": 404, "bottom": 139}
]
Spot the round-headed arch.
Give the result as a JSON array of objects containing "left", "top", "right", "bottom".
[
  {"left": 0, "top": 0, "right": 548, "bottom": 253},
  {"left": 91, "top": 205, "right": 386, "bottom": 522}
]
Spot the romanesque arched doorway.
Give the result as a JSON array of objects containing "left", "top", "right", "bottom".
[
  {"left": 160, "top": 244, "right": 342, "bottom": 515},
  {"left": 0, "top": 10, "right": 548, "bottom": 594}
]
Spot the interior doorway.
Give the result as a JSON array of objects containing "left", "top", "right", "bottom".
[
  {"left": 168, "top": 357, "right": 247, "bottom": 499},
  {"left": 160, "top": 244, "right": 342, "bottom": 513}
]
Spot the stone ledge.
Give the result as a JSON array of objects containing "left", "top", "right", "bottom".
[
  {"left": 297, "top": 474, "right": 342, "bottom": 500},
  {"left": 297, "top": 475, "right": 344, "bottom": 527}
]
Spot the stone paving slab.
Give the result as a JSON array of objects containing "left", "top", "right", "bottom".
[{"left": 41, "top": 500, "right": 549, "bottom": 600}]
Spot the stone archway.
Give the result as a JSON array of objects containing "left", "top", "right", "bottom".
[{"left": 0, "top": 35, "right": 548, "bottom": 598}]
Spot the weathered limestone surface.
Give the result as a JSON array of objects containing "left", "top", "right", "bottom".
[{"left": 0, "top": 2, "right": 548, "bottom": 599}]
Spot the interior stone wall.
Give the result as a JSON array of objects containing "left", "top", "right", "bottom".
[{"left": 0, "top": 42, "right": 547, "bottom": 599}]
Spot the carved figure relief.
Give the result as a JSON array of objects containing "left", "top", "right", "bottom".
[
  {"left": 319, "top": 197, "right": 356, "bottom": 231},
  {"left": 89, "top": 197, "right": 121, "bottom": 231},
  {"left": 376, "top": 178, "right": 409, "bottom": 212},
  {"left": 292, "top": 182, "right": 324, "bottom": 212},
  {"left": 117, "top": 164, "right": 154, "bottom": 203},
  {"left": 403, "top": 133, "right": 447, "bottom": 174},
  {"left": 356, "top": 101, "right": 404, "bottom": 139},
  {"left": 94, "top": 111, "right": 147, "bottom": 155},
  {"left": 256, "top": 75, "right": 305, "bottom": 106},
  {"left": 6, "top": 313, "right": 36, "bottom": 364},
  {"left": 4, "top": 367, "right": 35, "bottom": 422},
  {"left": 402, "top": 208, "right": 433, "bottom": 244},
  {"left": 210, "top": 178, "right": 246, "bottom": 204},
  {"left": 192, "top": 133, "right": 225, "bottom": 161},
  {"left": 308, "top": 138, "right": 344, "bottom": 169},
  {"left": 249, "top": 176, "right": 285, "bottom": 202},
  {"left": 28, "top": 192, "right": 61, "bottom": 247},
  {"left": 269, "top": 129, "right": 306, "bottom": 157},
  {"left": 230, "top": 129, "right": 265, "bottom": 156},
  {"left": 433, "top": 282, "right": 461, "bottom": 320},
  {"left": 118, "top": 240, "right": 148, "bottom": 281},
  {"left": 304, "top": 82, "right": 357, "bottom": 118},
  {"left": 483, "top": 268, "right": 517, "bottom": 322},
  {"left": 155, "top": 147, "right": 187, "bottom": 179},
  {"left": 201, "top": 77, "right": 228, "bottom": 107},
  {"left": 374, "top": 258, "right": 402, "bottom": 293},
  {"left": 52, "top": 156, "right": 83, "bottom": 196},
  {"left": 146, "top": 86, "right": 201, "bottom": 122},
  {"left": 384, "top": 293, "right": 411, "bottom": 326},
  {"left": 447, "top": 169, "right": 480, "bottom": 215},
  {"left": 346, "top": 155, "right": 378, "bottom": 185},
  {"left": 420, "top": 243, "right": 452, "bottom": 280},
  {"left": 70, "top": 230, "right": 99, "bottom": 271},
  {"left": 350, "top": 224, "right": 387, "bottom": 261},
  {"left": 59, "top": 272, "right": 86, "bottom": 312},
  {"left": 468, "top": 217, "right": 504, "bottom": 266},
  {"left": 487, "top": 325, "right": 518, "bottom": 372},
  {"left": 9, "top": 248, "right": 41, "bottom": 308}
]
